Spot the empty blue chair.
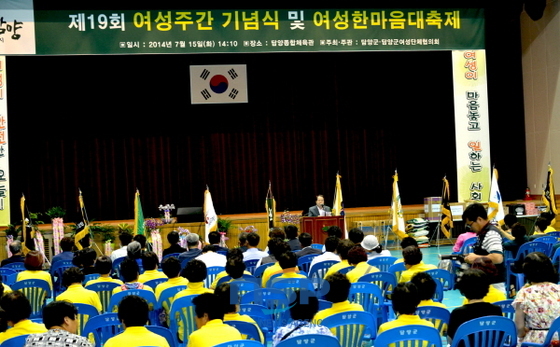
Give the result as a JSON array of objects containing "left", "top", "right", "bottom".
[
  {"left": 2, "top": 334, "right": 30, "bottom": 347},
  {"left": 244, "top": 259, "right": 260, "bottom": 275},
  {"left": 367, "top": 256, "right": 398, "bottom": 272},
  {"left": 321, "top": 311, "right": 377, "bottom": 347},
  {"left": 426, "top": 268, "right": 455, "bottom": 291},
  {"left": 224, "top": 320, "right": 265, "bottom": 344},
  {"left": 377, "top": 324, "right": 442, "bottom": 347},
  {"left": 493, "top": 299, "right": 515, "bottom": 320},
  {"left": 276, "top": 334, "right": 340, "bottom": 347},
  {"left": 450, "top": 316, "right": 517, "bottom": 347},
  {"left": 82, "top": 312, "right": 123, "bottom": 346},
  {"left": 416, "top": 305, "right": 451, "bottom": 337},
  {"left": 146, "top": 325, "right": 175, "bottom": 347}
]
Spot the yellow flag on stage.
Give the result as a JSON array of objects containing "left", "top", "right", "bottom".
[
  {"left": 332, "top": 173, "right": 344, "bottom": 217},
  {"left": 74, "top": 190, "right": 90, "bottom": 250},
  {"left": 204, "top": 186, "right": 217, "bottom": 242},
  {"left": 134, "top": 190, "right": 145, "bottom": 235},
  {"left": 391, "top": 171, "right": 407, "bottom": 239},
  {"left": 440, "top": 177, "right": 453, "bottom": 239},
  {"left": 543, "top": 164, "right": 558, "bottom": 226},
  {"left": 488, "top": 167, "right": 505, "bottom": 226},
  {"left": 265, "top": 182, "right": 276, "bottom": 229}
]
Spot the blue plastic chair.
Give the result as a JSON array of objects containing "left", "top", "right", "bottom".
[
  {"left": 337, "top": 266, "right": 354, "bottom": 275},
  {"left": 253, "top": 262, "right": 275, "bottom": 280},
  {"left": 85, "top": 282, "right": 121, "bottom": 313},
  {"left": 0, "top": 268, "right": 16, "bottom": 285},
  {"left": 12, "top": 279, "right": 51, "bottom": 318},
  {"left": 73, "top": 302, "right": 100, "bottom": 336},
  {"left": 552, "top": 247, "right": 560, "bottom": 271},
  {"left": 2, "top": 334, "right": 30, "bottom": 347},
  {"left": 311, "top": 243, "right": 323, "bottom": 250},
  {"left": 244, "top": 259, "right": 260, "bottom": 275},
  {"left": 213, "top": 341, "right": 264, "bottom": 347},
  {"left": 321, "top": 311, "right": 377, "bottom": 346},
  {"left": 276, "top": 334, "right": 340, "bottom": 347},
  {"left": 271, "top": 277, "right": 314, "bottom": 300},
  {"left": 493, "top": 299, "right": 515, "bottom": 320},
  {"left": 3, "top": 262, "right": 26, "bottom": 272},
  {"left": 416, "top": 305, "right": 451, "bottom": 337},
  {"left": 433, "top": 279, "right": 444, "bottom": 303},
  {"left": 108, "top": 289, "right": 158, "bottom": 325},
  {"left": 309, "top": 260, "right": 340, "bottom": 291},
  {"left": 239, "top": 303, "right": 273, "bottom": 338},
  {"left": 144, "top": 277, "right": 167, "bottom": 290},
  {"left": 169, "top": 294, "right": 198, "bottom": 347},
  {"left": 157, "top": 285, "right": 187, "bottom": 326},
  {"left": 357, "top": 271, "right": 397, "bottom": 299},
  {"left": 162, "top": 252, "right": 180, "bottom": 261},
  {"left": 82, "top": 312, "right": 123, "bottom": 346},
  {"left": 228, "top": 280, "right": 261, "bottom": 303},
  {"left": 146, "top": 325, "right": 175, "bottom": 347},
  {"left": 426, "top": 268, "right": 455, "bottom": 291},
  {"left": 450, "top": 316, "right": 517, "bottom": 347},
  {"left": 224, "top": 320, "right": 265, "bottom": 344},
  {"left": 318, "top": 299, "right": 333, "bottom": 311},
  {"left": 49, "top": 260, "right": 74, "bottom": 297},
  {"left": 459, "top": 237, "right": 478, "bottom": 254},
  {"left": 520, "top": 315, "right": 560, "bottom": 347},
  {"left": 377, "top": 324, "right": 442, "bottom": 347},
  {"left": 217, "top": 274, "right": 260, "bottom": 287},
  {"left": 83, "top": 273, "right": 100, "bottom": 285},
  {"left": 112, "top": 257, "right": 126, "bottom": 279},
  {"left": 532, "top": 235, "right": 558, "bottom": 248},
  {"left": 203, "top": 266, "right": 225, "bottom": 289},
  {"left": 241, "top": 288, "right": 290, "bottom": 332},
  {"left": 297, "top": 254, "right": 320, "bottom": 273},
  {"left": 506, "top": 241, "right": 551, "bottom": 297},
  {"left": 367, "top": 256, "right": 398, "bottom": 272},
  {"left": 388, "top": 262, "right": 407, "bottom": 282},
  {"left": 349, "top": 282, "right": 384, "bottom": 325}
]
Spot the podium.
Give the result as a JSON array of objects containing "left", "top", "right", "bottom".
[{"left": 300, "top": 216, "right": 345, "bottom": 244}]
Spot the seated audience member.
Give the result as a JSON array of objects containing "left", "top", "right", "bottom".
[
  {"left": 138, "top": 251, "right": 167, "bottom": 283},
  {"left": 243, "top": 232, "right": 268, "bottom": 261},
  {"left": 309, "top": 236, "right": 340, "bottom": 269},
  {"left": 126, "top": 241, "right": 143, "bottom": 260},
  {"left": 378, "top": 282, "right": 434, "bottom": 334},
  {"left": 448, "top": 269, "right": 502, "bottom": 342},
  {"left": 154, "top": 256, "right": 189, "bottom": 300},
  {"left": 296, "top": 232, "right": 322, "bottom": 258},
  {"left": 497, "top": 214, "right": 518, "bottom": 240},
  {"left": 319, "top": 226, "right": 343, "bottom": 253},
  {"left": 188, "top": 293, "right": 242, "bottom": 347},
  {"left": 346, "top": 246, "right": 379, "bottom": 283},
  {"left": 51, "top": 237, "right": 75, "bottom": 265},
  {"left": 285, "top": 225, "right": 301, "bottom": 251},
  {"left": 196, "top": 245, "right": 227, "bottom": 268},
  {"left": 452, "top": 228, "right": 477, "bottom": 253},
  {"left": 513, "top": 252, "right": 560, "bottom": 345},
  {"left": 211, "top": 248, "right": 252, "bottom": 289},
  {"left": 111, "top": 232, "right": 133, "bottom": 261},
  {"left": 399, "top": 246, "right": 436, "bottom": 283},
  {"left": 133, "top": 234, "right": 148, "bottom": 254},
  {"left": 325, "top": 239, "right": 355, "bottom": 278},
  {"left": 503, "top": 223, "right": 529, "bottom": 258},
  {"left": 411, "top": 272, "right": 446, "bottom": 308},
  {"left": 348, "top": 228, "right": 364, "bottom": 245},
  {"left": 270, "top": 227, "right": 287, "bottom": 240},
  {"left": 313, "top": 273, "right": 363, "bottom": 323},
  {"left": 104, "top": 295, "right": 169, "bottom": 347},
  {"left": 163, "top": 230, "right": 186, "bottom": 257},
  {"left": 174, "top": 259, "right": 213, "bottom": 300},
  {"left": 84, "top": 256, "right": 123, "bottom": 286},
  {"left": 0, "top": 291, "right": 47, "bottom": 344},
  {"left": 23, "top": 301, "right": 92, "bottom": 347},
  {"left": 464, "top": 256, "right": 506, "bottom": 303},
  {"left": 531, "top": 216, "right": 556, "bottom": 240},
  {"left": 237, "top": 232, "right": 249, "bottom": 252},
  {"left": 394, "top": 237, "right": 419, "bottom": 264},
  {"left": 273, "top": 289, "right": 335, "bottom": 347},
  {"left": 17, "top": 251, "right": 53, "bottom": 291},
  {"left": 72, "top": 248, "right": 98, "bottom": 275},
  {"left": 208, "top": 231, "right": 228, "bottom": 253},
  {"left": 361, "top": 235, "right": 391, "bottom": 260},
  {"left": 1, "top": 241, "right": 25, "bottom": 267},
  {"left": 215, "top": 283, "right": 264, "bottom": 342},
  {"left": 112, "top": 258, "right": 154, "bottom": 294},
  {"left": 178, "top": 233, "right": 202, "bottom": 265},
  {"left": 56, "top": 267, "right": 102, "bottom": 313},
  {"left": 272, "top": 252, "right": 306, "bottom": 284},
  {"left": 260, "top": 240, "right": 291, "bottom": 287}
]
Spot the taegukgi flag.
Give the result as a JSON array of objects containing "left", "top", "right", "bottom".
[{"left": 190, "top": 65, "right": 248, "bottom": 104}]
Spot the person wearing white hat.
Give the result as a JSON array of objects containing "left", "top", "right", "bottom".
[{"left": 361, "top": 235, "right": 391, "bottom": 260}]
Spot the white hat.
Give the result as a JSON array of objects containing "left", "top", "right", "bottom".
[{"left": 361, "top": 235, "right": 380, "bottom": 250}]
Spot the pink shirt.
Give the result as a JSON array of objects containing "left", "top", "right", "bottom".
[{"left": 453, "top": 232, "right": 477, "bottom": 252}]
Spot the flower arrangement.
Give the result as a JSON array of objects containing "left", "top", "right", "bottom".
[
  {"left": 144, "top": 218, "right": 164, "bottom": 261},
  {"left": 239, "top": 225, "right": 258, "bottom": 233},
  {"left": 144, "top": 218, "right": 164, "bottom": 232},
  {"left": 177, "top": 227, "right": 191, "bottom": 249},
  {"left": 281, "top": 210, "right": 301, "bottom": 225},
  {"left": 158, "top": 204, "right": 175, "bottom": 224}
]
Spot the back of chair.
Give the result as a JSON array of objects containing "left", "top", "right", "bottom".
[
  {"left": 460, "top": 237, "right": 477, "bottom": 255},
  {"left": 213, "top": 341, "right": 264, "bottom": 347},
  {"left": 224, "top": 320, "right": 265, "bottom": 344},
  {"left": 146, "top": 325, "right": 175, "bottom": 347},
  {"left": 270, "top": 278, "right": 314, "bottom": 300},
  {"left": 169, "top": 294, "right": 198, "bottom": 347},
  {"left": 321, "top": 311, "right": 377, "bottom": 347},
  {"left": 425, "top": 269, "right": 454, "bottom": 291},
  {"left": 433, "top": 280, "right": 444, "bottom": 303},
  {"left": 515, "top": 241, "right": 551, "bottom": 261},
  {"left": 82, "top": 312, "right": 123, "bottom": 346},
  {"left": 12, "top": 279, "right": 51, "bottom": 318},
  {"left": 204, "top": 266, "right": 225, "bottom": 289},
  {"left": 357, "top": 271, "right": 397, "bottom": 299},
  {"left": 376, "top": 324, "right": 442, "bottom": 347},
  {"left": 297, "top": 254, "right": 320, "bottom": 273},
  {"left": 367, "top": 256, "right": 398, "bottom": 272},
  {"left": 112, "top": 257, "right": 126, "bottom": 279},
  {"left": 309, "top": 260, "right": 340, "bottom": 287},
  {"left": 85, "top": 282, "right": 121, "bottom": 313},
  {"left": 450, "top": 316, "right": 517, "bottom": 347},
  {"left": 83, "top": 273, "right": 100, "bottom": 285},
  {"left": 162, "top": 253, "right": 180, "bottom": 261},
  {"left": 416, "top": 306, "right": 451, "bottom": 337},
  {"left": 241, "top": 288, "right": 290, "bottom": 330},
  {"left": 144, "top": 278, "right": 167, "bottom": 290},
  {"left": 229, "top": 280, "right": 260, "bottom": 303},
  {"left": 276, "top": 334, "right": 340, "bottom": 347},
  {"left": 108, "top": 289, "right": 158, "bottom": 324},
  {"left": 2, "top": 334, "right": 30, "bottom": 347},
  {"left": 348, "top": 282, "right": 383, "bottom": 323},
  {"left": 311, "top": 244, "right": 323, "bottom": 250},
  {"left": 0, "top": 268, "right": 16, "bottom": 285},
  {"left": 244, "top": 259, "right": 260, "bottom": 275},
  {"left": 493, "top": 300, "right": 515, "bottom": 320},
  {"left": 73, "top": 303, "right": 100, "bottom": 336},
  {"left": 3, "top": 262, "right": 25, "bottom": 272},
  {"left": 254, "top": 262, "right": 275, "bottom": 279},
  {"left": 318, "top": 299, "right": 333, "bottom": 311},
  {"left": 50, "top": 260, "right": 74, "bottom": 297},
  {"left": 388, "top": 262, "right": 407, "bottom": 282}
]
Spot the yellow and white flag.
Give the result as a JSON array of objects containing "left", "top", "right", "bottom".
[
  {"left": 74, "top": 189, "right": 90, "bottom": 250},
  {"left": 543, "top": 164, "right": 558, "bottom": 225},
  {"left": 391, "top": 171, "right": 407, "bottom": 239},
  {"left": 332, "top": 172, "right": 344, "bottom": 217},
  {"left": 440, "top": 176, "right": 454, "bottom": 239},
  {"left": 204, "top": 186, "right": 218, "bottom": 242},
  {"left": 488, "top": 167, "right": 505, "bottom": 226}
]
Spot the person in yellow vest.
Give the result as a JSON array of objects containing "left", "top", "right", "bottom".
[
  {"left": 56, "top": 267, "right": 102, "bottom": 313},
  {"left": 399, "top": 246, "right": 436, "bottom": 283},
  {"left": 324, "top": 239, "right": 355, "bottom": 278},
  {"left": 313, "top": 273, "right": 364, "bottom": 324},
  {"left": 411, "top": 272, "right": 447, "bottom": 309},
  {"left": 84, "top": 256, "right": 123, "bottom": 286},
  {"left": 174, "top": 259, "right": 213, "bottom": 301},
  {"left": 154, "top": 257, "right": 188, "bottom": 301},
  {"left": 138, "top": 252, "right": 167, "bottom": 283},
  {"left": 346, "top": 246, "right": 379, "bottom": 283},
  {"left": 0, "top": 291, "right": 47, "bottom": 344}
]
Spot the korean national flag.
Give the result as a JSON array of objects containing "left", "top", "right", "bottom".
[{"left": 190, "top": 64, "right": 248, "bottom": 104}]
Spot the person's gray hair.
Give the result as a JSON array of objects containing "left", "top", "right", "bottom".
[{"left": 9, "top": 240, "right": 22, "bottom": 254}]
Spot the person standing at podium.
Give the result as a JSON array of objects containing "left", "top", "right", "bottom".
[{"left": 308, "top": 195, "right": 332, "bottom": 217}]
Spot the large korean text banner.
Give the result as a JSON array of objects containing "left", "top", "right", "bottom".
[{"left": 33, "top": 8, "right": 484, "bottom": 55}]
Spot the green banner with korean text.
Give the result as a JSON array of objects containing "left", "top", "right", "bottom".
[{"left": 33, "top": 8, "right": 484, "bottom": 55}]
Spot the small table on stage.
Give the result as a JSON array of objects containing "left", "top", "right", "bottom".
[{"left": 300, "top": 216, "right": 345, "bottom": 244}]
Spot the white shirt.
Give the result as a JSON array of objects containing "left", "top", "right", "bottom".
[
  {"left": 110, "top": 246, "right": 127, "bottom": 261},
  {"left": 195, "top": 251, "right": 227, "bottom": 268},
  {"left": 243, "top": 248, "right": 269, "bottom": 261},
  {"left": 309, "top": 252, "right": 340, "bottom": 270}
]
